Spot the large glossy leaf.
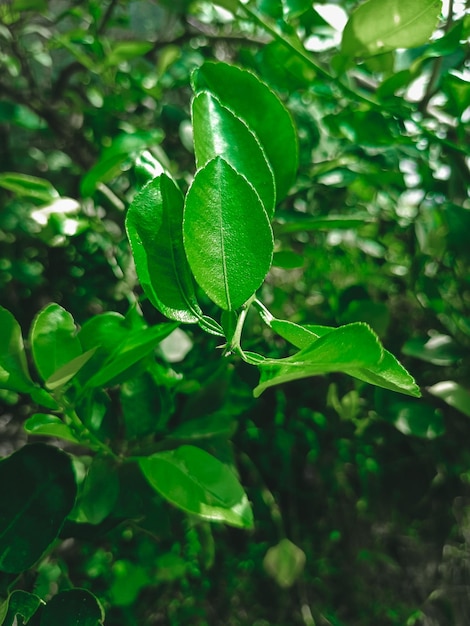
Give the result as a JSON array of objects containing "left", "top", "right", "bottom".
[
  {"left": 138, "top": 445, "right": 253, "bottom": 529},
  {"left": 39, "top": 589, "right": 104, "bottom": 626},
  {"left": 84, "top": 322, "right": 178, "bottom": 388},
  {"left": 192, "top": 91, "right": 276, "bottom": 217},
  {"left": 126, "top": 174, "right": 202, "bottom": 323},
  {"left": 183, "top": 157, "right": 273, "bottom": 311},
  {"left": 254, "top": 323, "right": 420, "bottom": 397},
  {"left": 0, "top": 306, "right": 35, "bottom": 393},
  {"left": 341, "top": 0, "right": 442, "bottom": 58},
  {"left": 0, "top": 590, "right": 43, "bottom": 625},
  {"left": 0, "top": 444, "right": 76, "bottom": 573},
  {"left": 192, "top": 62, "right": 298, "bottom": 201},
  {"left": 30, "top": 304, "right": 82, "bottom": 382}
]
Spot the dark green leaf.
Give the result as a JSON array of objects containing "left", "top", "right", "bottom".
[
  {"left": 30, "top": 304, "right": 82, "bottom": 383},
  {"left": 0, "top": 590, "right": 43, "bottom": 626},
  {"left": 126, "top": 174, "right": 202, "bottom": 323},
  {"left": 39, "top": 589, "right": 104, "bottom": 626},
  {"left": 23, "top": 413, "right": 81, "bottom": 444},
  {"left": 0, "top": 444, "right": 76, "bottom": 573},
  {"left": 192, "top": 62, "right": 298, "bottom": 200},
  {"left": 192, "top": 91, "right": 276, "bottom": 217},
  {"left": 0, "top": 306, "right": 35, "bottom": 393},
  {"left": 121, "top": 372, "right": 173, "bottom": 438},
  {"left": 183, "top": 157, "right": 273, "bottom": 311},
  {"left": 402, "top": 335, "right": 464, "bottom": 365},
  {"left": 428, "top": 381, "right": 470, "bottom": 417},
  {"left": 138, "top": 445, "right": 253, "bottom": 528},
  {"left": 77, "top": 456, "right": 119, "bottom": 525},
  {"left": 342, "top": 0, "right": 442, "bottom": 58}
]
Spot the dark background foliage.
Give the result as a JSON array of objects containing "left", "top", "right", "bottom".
[{"left": 1, "top": 0, "right": 470, "bottom": 624}]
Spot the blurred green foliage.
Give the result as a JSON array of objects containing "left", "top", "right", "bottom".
[{"left": 1, "top": 0, "right": 470, "bottom": 624}]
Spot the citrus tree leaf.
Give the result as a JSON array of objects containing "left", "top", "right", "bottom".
[
  {"left": 0, "top": 306, "right": 35, "bottom": 393},
  {"left": 30, "top": 304, "right": 82, "bottom": 382},
  {"left": 428, "top": 380, "right": 470, "bottom": 417},
  {"left": 0, "top": 444, "right": 76, "bottom": 573},
  {"left": 39, "top": 589, "right": 104, "bottom": 626},
  {"left": 23, "top": 413, "right": 81, "bottom": 445},
  {"left": 126, "top": 173, "right": 202, "bottom": 323},
  {"left": 192, "top": 61, "right": 298, "bottom": 201},
  {"left": 0, "top": 590, "right": 44, "bottom": 626},
  {"left": 138, "top": 445, "right": 254, "bottom": 529},
  {"left": 341, "top": 0, "right": 442, "bottom": 58},
  {"left": 192, "top": 91, "right": 276, "bottom": 217},
  {"left": 183, "top": 157, "right": 273, "bottom": 311}
]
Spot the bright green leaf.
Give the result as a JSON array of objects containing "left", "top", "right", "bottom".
[
  {"left": 39, "top": 589, "right": 104, "bottom": 626},
  {"left": 183, "top": 157, "right": 273, "bottom": 311},
  {"left": 138, "top": 445, "right": 254, "bottom": 528},
  {"left": 105, "top": 41, "right": 153, "bottom": 66},
  {"left": 192, "top": 62, "right": 298, "bottom": 200},
  {"left": 0, "top": 444, "right": 76, "bottom": 573},
  {"left": 0, "top": 306, "right": 35, "bottom": 393},
  {"left": 23, "top": 413, "right": 81, "bottom": 444},
  {"left": 0, "top": 172, "right": 58, "bottom": 202},
  {"left": 46, "top": 348, "right": 97, "bottom": 390},
  {"left": 341, "top": 0, "right": 442, "bottom": 58},
  {"left": 30, "top": 304, "right": 82, "bottom": 382},
  {"left": 126, "top": 174, "right": 202, "bottom": 323},
  {"left": 192, "top": 91, "right": 276, "bottom": 217}
]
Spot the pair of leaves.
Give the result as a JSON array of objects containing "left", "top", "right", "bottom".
[
  {"left": 253, "top": 317, "right": 420, "bottom": 398},
  {"left": 126, "top": 61, "right": 298, "bottom": 314}
]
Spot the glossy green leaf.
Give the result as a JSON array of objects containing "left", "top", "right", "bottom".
[
  {"left": 0, "top": 306, "right": 35, "bottom": 393},
  {"left": 85, "top": 322, "right": 178, "bottom": 388},
  {"left": 271, "top": 318, "right": 319, "bottom": 349},
  {"left": 341, "top": 0, "right": 442, "bottom": 58},
  {"left": 0, "top": 590, "right": 43, "bottom": 626},
  {"left": 39, "top": 589, "right": 104, "bottom": 626},
  {"left": 126, "top": 174, "right": 202, "bottom": 323},
  {"left": 23, "top": 413, "right": 81, "bottom": 444},
  {"left": 254, "top": 323, "right": 420, "bottom": 398},
  {"left": 81, "top": 130, "right": 164, "bottom": 197},
  {"left": 192, "top": 62, "right": 298, "bottom": 200},
  {"left": 30, "top": 304, "right": 82, "bottom": 382},
  {"left": 263, "top": 539, "right": 306, "bottom": 589},
  {"left": 428, "top": 381, "right": 470, "bottom": 417},
  {"left": 183, "top": 157, "right": 273, "bottom": 311},
  {"left": 78, "top": 456, "right": 119, "bottom": 525},
  {"left": 45, "top": 348, "right": 97, "bottom": 390},
  {"left": 192, "top": 91, "right": 276, "bottom": 217},
  {"left": 0, "top": 444, "right": 77, "bottom": 573},
  {"left": 138, "top": 445, "right": 254, "bottom": 528},
  {"left": 0, "top": 172, "right": 58, "bottom": 202},
  {"left": 78, "top": 312, "right": 128, "bottom": 353}
]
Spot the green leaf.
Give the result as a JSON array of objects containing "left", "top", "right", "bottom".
[
  {"left": 192, "top": 62, "right": 298, "bottom": 201},
  {"left": 105, "top": 41, "right": 153, "bottom": 66},
  {"left": 402, "top": 334, "right": 464, "bottom": 366},
  {"left": 428, "top": 381, "right": 470, "bottom": 418},
  {"left": 138, "top": 445, "right": 253, "bottom": 529},
  {"left": 0, "top": 590, "right": 44, "bottom": 626},
  {"left": 0, "top": 306, "right": 35, "bottom": 393},
  {"left": 85, "top": 322, "right": 178, "bottom": 388},
  {"left": 126, "top": 174, "right": 202, "bottom": 323},
  {"left": 39, "top": 589, "right": 104, "bottom": 626},
  {"left": 23, "top": 413, "right": 81, "bottom": 444},
  {"left": 81, "top": 130, "right": 164, "bottom": 197},
  {"left": 45, "top": 348, "right": 97, "bottom": 390},
  {"left": 271, "top": 318, "right": 320, "bottom": 349},
  {"left": 77, "top": 456, "right": 119, "bottom": 525},
  {"left": 183, "top": 157, "right": 273, "bottom": 311},
  {"left": 192, "top": 91, "right": 276, "bottom": 217},
  {"left": 263, "top": 539, "right": 306, "bottom": 589},
  {"left": 121, "top": 372, "right": 173, "bottom": 438},
  {"left": 30, "top": 304, "right": 82, "bottom": 382},
  {"left": 275, "top": 214, "right": 372, "bottom": 234},
  {"left": 0, "top": 444, "right": 77, "bottom": 573},
  {"left": 0, "top": 172, "right": 58, "bottom": 202},
  {"left": 341, "top": 0, "right": 442, "bottom": 58}
]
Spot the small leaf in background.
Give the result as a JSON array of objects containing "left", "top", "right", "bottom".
[
  {"left": 263, "top": 539, "right": 306, "bottom": 588},
  {"left": 402, "top": 334, "right": 464, "bottom": 366},
  {"left": 376, "top": 391, "right": 445, "bottom": 439},
  {"left": 105, "top": 41, "right": 153, "bottom": 66},
  {"left": 183, "top": 157, "right": 273, "bottom": 311},
  {"left": 0, "top": 590, "right": 44, "bottom": 626},
  {"left": 76, "top": 456, "right": 119, "bottom": 525},
  {"left": 24, "top": 413, "right": 81, "bottom": 444},
  {"left": 126, "top": 173, "right": 202, "bottom": 323},
  {"left": 341, "top": 0, "right": 442, "bottom": 58},
  {"left": 272, "top": 250, "right": 304, "bottom": 269},
  {"left": 428, "top": 381, "right": 470, "bottom": 418},
  {"left": 192, "top": 61, "right": 298, "bottom": 201},
  {"left": 81, "top": 129, "right": 164, "bottom": 197},
  {"left": 39, "top": 589, "right": 104, "bottom": 626},
  {"left": 0, "top": 306, "right": 35, "bottom": 393},
  {"left": 109, "top": 560, "right": 151, "bottom": 607},
  {"left": 0, "top": 444, "right": 77, "bottom": 573},
  {"left": 30, "top": 304, "right": 82, "bottom": 382},
  {"left": 138, "top": 445, "right": 254, "bottom": 528},
  {"left": 192, "top": 91, "right": 276, "bottom": 217},
  {"left": 0, "top": 172, "right": 58, "bottom": 202}
]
